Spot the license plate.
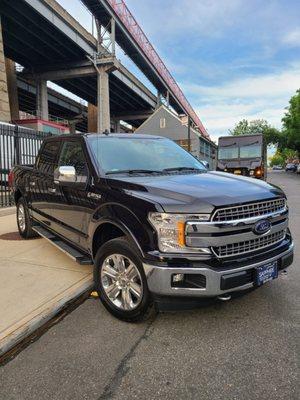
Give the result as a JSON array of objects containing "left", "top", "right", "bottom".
[
  {"left": 256, "top": 262, "right": 278, "bottom": 286},
  {"left": 234, "top": 170, "right": 241, "bottom": 174}
]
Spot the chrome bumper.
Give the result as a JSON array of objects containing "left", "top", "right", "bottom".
[{"left": 143, "top": 243, "right": 294, "bottom": 298}]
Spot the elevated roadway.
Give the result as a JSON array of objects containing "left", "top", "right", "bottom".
[{"left": 0, "top": 0, "right": 157, "bottom": 127}]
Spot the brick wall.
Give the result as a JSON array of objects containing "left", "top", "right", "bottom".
[{"left": 0, "top": 17, "right": 11, "bottom": 123}]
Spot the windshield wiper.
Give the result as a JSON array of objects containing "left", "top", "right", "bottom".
[
  {"left": 162, "top": 167, "right": 203, "bottom": 172},
  {"left": 106, "top": 169, "right": 161, "bottom": 175}
]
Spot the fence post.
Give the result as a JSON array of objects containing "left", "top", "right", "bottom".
[{"left": 14, "top": 124, "right": 20, "bottom": 165}]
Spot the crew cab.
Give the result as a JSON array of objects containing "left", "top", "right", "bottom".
[{"left": 9, "top": 134, "right": 294, "bottom": 321}]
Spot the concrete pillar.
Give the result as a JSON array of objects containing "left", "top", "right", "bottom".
[
  {"left": 88, "top": 103, "right": 98, "bottom": 133},
  {"left": 114, "top": 119, "right": 121, "bottom": 132},
  {"left": 156, "top": 91, "right": 162, "bottom": 108},
  {"left": 36, "top": 79, "right": 49, "bottom": 120},
  {"left": 166, "top": 91, "right": 170, "bottom": 108},
  {"left": 0, "top": 17, "right": 11, "bottom": 123},
  {"left": 5, "top": 58, "right": 19, "bottom": 121},
  {"left": 97, "top": 67, "right": 110, "bottom": 133}
]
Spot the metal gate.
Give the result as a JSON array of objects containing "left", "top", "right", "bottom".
[{"left": 0, "top": 123, "right": 51, "bottom": 207}]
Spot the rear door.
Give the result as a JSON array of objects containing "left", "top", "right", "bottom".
[{"left": 30, "top": 139, "right": 61, "bottom": 226}]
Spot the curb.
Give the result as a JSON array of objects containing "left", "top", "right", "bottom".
[
  {"left": 0, "top": 276, "right": 94, "bottom": 359},
  {"left": 0, "top": 207, "right": 15, "bottom": 217}
]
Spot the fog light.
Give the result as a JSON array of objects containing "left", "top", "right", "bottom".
[{"left": 172, "top": 273, "right": 184, "bottom": 283}]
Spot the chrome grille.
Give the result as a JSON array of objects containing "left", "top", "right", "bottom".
[
  {"left": 212, "top": 230, "right": 286, "bottom": 258},
  {"left": 213, "top": 198, "right": 286, "bottom": 222}
]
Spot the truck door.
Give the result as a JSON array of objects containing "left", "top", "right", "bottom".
[
  {"left": 30, "top": 140, "right": 61, "bottom": 226},
  {"left": 50, "top": 139, "right": 89, "bottom": 247}
]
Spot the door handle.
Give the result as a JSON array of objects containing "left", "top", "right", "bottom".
[{"left": 48, "top": 188, "right": 56, "bottom": 193}]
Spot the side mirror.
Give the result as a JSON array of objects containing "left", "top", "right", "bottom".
[
  {"left": 54, "top": 166, "right": 76, "bottom": 183},
  {"left": 201, "top": 160, "right": 209, "bottom": 169}
]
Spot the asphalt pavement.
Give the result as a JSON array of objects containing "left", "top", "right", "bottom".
[{"left": 0, "top": 171, "right": 299, "bottom": 400}]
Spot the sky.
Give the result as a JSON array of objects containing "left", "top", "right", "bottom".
[{"left": 57, "top": 0, "right": 300, "bottom": 143}]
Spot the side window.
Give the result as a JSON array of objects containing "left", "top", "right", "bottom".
[
  {"left": 37, "top": 141, "right": 60, "bottom": 175},
  {"left": 58, "top": 141, "right": 88, "bottom": 183}
]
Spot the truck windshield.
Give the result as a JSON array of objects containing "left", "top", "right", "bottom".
[
  {"left": 88, "top": 136, "right": 206, "bottom": 174},
  {"left": 240, "top": 144, "right": 261, "bottom": 158},
  {"left": 218, "top": 147, "right": 238, "bottom": 160}
]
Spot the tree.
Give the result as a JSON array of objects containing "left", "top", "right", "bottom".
[
  {"left": 269, "top": 153, "right": 285, "bottom": 167},
  {"left": 229, "top": 119, "right": 282, "bottom": 146},
  {"left": 269, "top": 148, "right": 298, "bottom": 167},
  {"left": 282, "top": 89, "right": 300, "bottom": 153}
]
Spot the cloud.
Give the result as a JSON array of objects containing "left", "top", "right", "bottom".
[
  {"left": 188, "top": 64, "right": 300, "bottom": 138},
  {"left": 184, "top": 65, "right": 300, "bottom": 101},
  {"left": 282, "top": 29, "right": 300, "bottom": 47}
]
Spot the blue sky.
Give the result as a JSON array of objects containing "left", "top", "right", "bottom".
[{"left": 57, "top": 0, "right": 300, "bottom": 142}]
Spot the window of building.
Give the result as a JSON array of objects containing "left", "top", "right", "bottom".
[
  {"left": 160, "top": 117, "right": 166, "bottom": 129},
  {"left": 200, "top": 139, "right": 205, "bottom": 155}
]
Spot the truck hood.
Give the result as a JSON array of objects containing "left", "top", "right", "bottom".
[{"left": 107, "top": 171, "right": 284, "bottom": 213}]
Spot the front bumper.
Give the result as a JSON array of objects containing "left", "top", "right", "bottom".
[{"left": 143, "top": 242, "right": 294, "bottom": 298}]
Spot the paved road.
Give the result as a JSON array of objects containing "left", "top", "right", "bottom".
[{"left": 0, "top": 171, "right": 299, "bottom": 400}]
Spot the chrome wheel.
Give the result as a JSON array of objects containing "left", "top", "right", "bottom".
[
  {"left": 18, "top": 204, "right": 26, "bottom": 232},
  {"left": 101, "top": 254, "right": 143, "bottom": 311}
]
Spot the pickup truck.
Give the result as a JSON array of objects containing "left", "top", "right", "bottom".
[{"left": 9, "top": 133, "right": 294, "bottom": 321}]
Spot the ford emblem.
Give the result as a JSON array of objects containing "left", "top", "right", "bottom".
[{"left": 253, "top": 219, "right": 271, "bottom": 235}]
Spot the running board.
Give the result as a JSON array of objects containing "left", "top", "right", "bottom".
[{"left": 32, "top": 225, "right": 93, "bottom": 265}]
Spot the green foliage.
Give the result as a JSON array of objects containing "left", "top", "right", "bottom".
[
  {"left": 282, "top": 89, "right": 300, "bottom": 153},
  {"left": 269, "top": 153, "right": 285, "bottom": 167},
  {"left": 229, "top": 119, "right": 281, "bottom": 146},
  {"left": 281, "top": 148, "right": 298, "bottom": 160},
  {"left": 269, "top": 148, "right": 298, "bottom": 167}
]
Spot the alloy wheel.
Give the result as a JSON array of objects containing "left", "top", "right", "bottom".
[
  {"left": 18, "top": 204, "right": 26, "bottom": 232},
  {"left": 101, "top": 254, "right": 143, "bottom": 311}
]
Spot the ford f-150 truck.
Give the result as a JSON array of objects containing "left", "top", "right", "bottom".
[{"left": 9, "top": 134, "right": 294, "bottom": 321}]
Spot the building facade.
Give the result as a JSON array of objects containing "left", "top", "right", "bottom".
[{"left": 135, "top": 105, "right": 217, "bottom": 169}]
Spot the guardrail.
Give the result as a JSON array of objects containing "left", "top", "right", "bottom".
[{"left": 0, "top": 123, "right": 51, "bottom": 207}]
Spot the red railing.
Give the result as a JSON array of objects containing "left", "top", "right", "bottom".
[{"left": 106, "top": 0, "right": 209, "bottom": 138}]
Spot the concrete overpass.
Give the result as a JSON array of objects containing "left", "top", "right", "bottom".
[{"left": 0, "top": 0, "right": 157, "bottom": 130}]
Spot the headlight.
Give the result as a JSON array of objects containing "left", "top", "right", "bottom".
[{"left": 148, "top": 212, "right": 210, "bottom": 253}]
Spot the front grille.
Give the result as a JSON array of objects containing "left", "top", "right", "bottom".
[
  {"left": 213, "top": 198, "right": 286, "bottom": 222},
  {"left": 212, "top": 230, "right": 286, "bottom": 258}
]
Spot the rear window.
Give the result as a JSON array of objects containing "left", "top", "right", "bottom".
[{"left": 37, "top": 141, "right": 60, "bottom": 174}]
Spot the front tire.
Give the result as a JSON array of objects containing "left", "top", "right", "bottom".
[
  {"left": 16, "top": 198, "right": 38, "bottom": 239},
  {"left": 94, "top": 238, "right": 153, "bottom": 322}
]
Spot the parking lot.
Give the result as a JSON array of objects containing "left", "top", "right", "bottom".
[{"left": 0, "top": 170, "right": 299, "bottom": 400}]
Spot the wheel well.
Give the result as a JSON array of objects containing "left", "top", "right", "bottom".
[
  {"left": 92, "top": 223, "right": 125, "bottom": 258},
  {"left": 14, "top": 189, "right": 23, "bottom": 204}
]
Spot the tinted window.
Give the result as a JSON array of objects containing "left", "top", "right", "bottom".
[
  {"left": 58, "top": 141, "right": 88, "bottom": 183},
  {"left": 37, "top": 141, "right": 60, "bottom": 174},
  {"left": 88, "top": 137, "right": 206, "bottom": 174}
]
